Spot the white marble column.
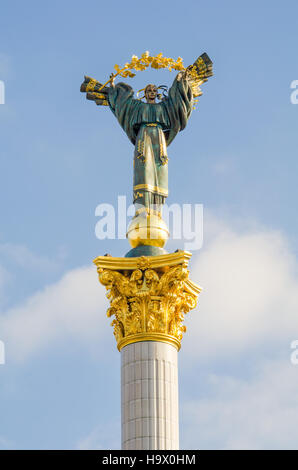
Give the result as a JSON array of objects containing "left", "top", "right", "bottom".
[{"left": 121, "top": 341, "right": 179, "bottom": 450}]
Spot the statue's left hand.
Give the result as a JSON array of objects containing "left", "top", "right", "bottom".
[
  {"left": 177, "top": 66, "right": 192, "bottom": 82},
  {"left": 183, "top": 66, "right": 192, "bottom": 80}
]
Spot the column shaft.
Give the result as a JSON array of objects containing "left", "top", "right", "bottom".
[{"left": 121, "top": 341, "right": 179, "bottom": 450}]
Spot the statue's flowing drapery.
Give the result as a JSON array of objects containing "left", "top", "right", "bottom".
[{"left": 108, "top": 75, "right": 193, "bottom": 213}]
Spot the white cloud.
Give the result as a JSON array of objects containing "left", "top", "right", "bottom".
[
  {"left": 0, "top": 265, "right": 109, "bottom": 362},
  {"left": 179, "top": 214, "right": 298, "bottom": 449},
  {"left": 181, "top": 359, "right": 298, "bottom": 449},
  {"left": 183, "top": 215, "right": 298, "bottom": 361}
]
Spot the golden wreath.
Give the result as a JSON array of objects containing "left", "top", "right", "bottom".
[{"left": 113, "top": 51, "right": 185, "bottom": 79}]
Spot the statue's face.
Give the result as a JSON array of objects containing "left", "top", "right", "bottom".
[{"left": 145, "top": 84, "right": 158, "bottom": 102}]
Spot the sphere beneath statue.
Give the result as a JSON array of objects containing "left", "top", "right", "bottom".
[{"left": 126, "top": 212, "right": 169, "bottom": 248}]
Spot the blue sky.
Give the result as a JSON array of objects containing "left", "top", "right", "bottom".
[{"left": 1, "top": 0, "right": 298, "bottom": 449}]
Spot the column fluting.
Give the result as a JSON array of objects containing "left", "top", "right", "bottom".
[{"left": 121, "top": 341, "right": 179, "bottom": 450}]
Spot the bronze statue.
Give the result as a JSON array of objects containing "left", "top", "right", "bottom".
[{"left": 81, "top": 52, "right": 213, "bottom": 256}]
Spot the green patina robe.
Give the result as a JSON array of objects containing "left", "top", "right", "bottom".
[{"left": 108, "top": 74, "right": 193, "bottom": 212}]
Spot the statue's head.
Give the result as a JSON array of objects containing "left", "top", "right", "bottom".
[{"left": 144, "top": 84, "right": 158, "bottom": 103}]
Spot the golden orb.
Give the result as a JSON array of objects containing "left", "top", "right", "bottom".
[{"left": 126, "top": 212, "right": 169, "bottom": 248}]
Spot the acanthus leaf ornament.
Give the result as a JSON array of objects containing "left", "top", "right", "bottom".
[{"left": 95, "top": 252, "right": 201, "bottom": 351}]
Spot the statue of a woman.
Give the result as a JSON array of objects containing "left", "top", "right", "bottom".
[
  {"left": 107, "top": 70, "right": 193, "bottom": 218},
  {"left": 81, "top": 55, "right": 213, "bottom": 255}
]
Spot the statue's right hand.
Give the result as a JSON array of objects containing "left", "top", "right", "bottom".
[
  {"left": 110, "top": 73, "right": 115, "bottom": 87},
  {"left": 177, "top": 71, "right": 183, "bottom": 82}
]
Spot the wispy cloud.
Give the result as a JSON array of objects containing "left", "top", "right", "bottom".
[
  {"left": 76, "top": 422, "right": 120, "bottom": 450},
  {"left": 0, "top": 242, "right": 67, "bottom": 273},
  {"left": 212, "top": 157, "right": 235, "bottom": 175},
  {"left": 0, "top": 435, "right": 14, "bottom": 449}
]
